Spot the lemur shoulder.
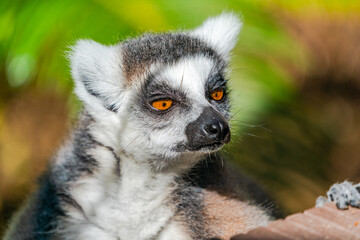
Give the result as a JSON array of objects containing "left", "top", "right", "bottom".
[{"left": 5, "top": 13, "right": 360, "bottom": 240}]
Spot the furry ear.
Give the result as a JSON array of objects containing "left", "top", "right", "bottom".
[
  {"left": 69, "top": 40, "right": 123, "bottom": 112},
  {"left": 191, "top": 12, "right": 242, "bottom": 57}
]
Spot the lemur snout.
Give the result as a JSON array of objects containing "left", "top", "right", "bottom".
[{"left": 185, "top": 107, "right": 230, "bottom": 151}]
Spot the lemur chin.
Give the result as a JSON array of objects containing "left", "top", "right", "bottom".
[{"left": 6, "top": 12, "right": 359, "bottom": 240}]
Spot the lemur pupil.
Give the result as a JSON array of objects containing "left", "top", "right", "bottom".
[{"left": 162, "top": 103, "right": 166, "bottom": 107}]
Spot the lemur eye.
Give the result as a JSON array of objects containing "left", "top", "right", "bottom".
[
  {"left": 210, "top": 89, "right": 224, "bottom": 101},
  {"left": 151, "top": 99, "right": 173, "bottom": 111}
]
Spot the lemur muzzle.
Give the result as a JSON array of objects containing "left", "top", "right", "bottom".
[{"left": 185, "top": 107, "right": 230, "bottom": 151}]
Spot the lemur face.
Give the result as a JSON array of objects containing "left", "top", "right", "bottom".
[{"left": 70, "top": 13, "right": 242, "bottom": 171}]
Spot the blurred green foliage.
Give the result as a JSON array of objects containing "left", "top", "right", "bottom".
[
  {"left": 1, "top": 0, "right": 360, "bottom": 235},
  {"left": 0, "top": 0, "right": 300, "bottom": 114}
]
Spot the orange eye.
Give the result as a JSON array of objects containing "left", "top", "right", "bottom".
[
  {"left": 151, "top": 99, "right": 173, "bottom": 111},
  {"left": 210, "top": 89, "right": 224, "bottom": 101}
]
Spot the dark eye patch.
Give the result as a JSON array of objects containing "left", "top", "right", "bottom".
[
  {"left": 204, "top": 65, "right": 230, "bottom": 117},
  {"left": 138, "top": 73, "right": 189, "bottom": 116},
  {"left": 207, "top": 73, "right": 228, "bottom": 90},
  {"left": 205, "top": 71, "right": 228, "bottom": 100},
  {"left": 205, "top": 60, "right": 228, "bottom": 91}
]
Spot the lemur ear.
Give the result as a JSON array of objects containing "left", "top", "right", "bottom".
[
  {"left": 70, "top": 40, "right": 123, "bottom": 112},
  {"left": 191, "top": 12, "right": 242, "bottom": 57}
]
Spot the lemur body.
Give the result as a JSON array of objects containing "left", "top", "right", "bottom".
[
  {"left": 6, "top": 14, "right": 275, "bottom": 240},
  {"left": 6, "top": 13, "right": 359, "bottom": 240}
]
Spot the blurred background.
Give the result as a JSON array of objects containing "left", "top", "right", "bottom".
[{"left": 1, "top": 0, "right": 360, "bottom": 235}]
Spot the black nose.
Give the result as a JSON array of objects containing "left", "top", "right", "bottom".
[
  {"left": 204, "top": 120, "right": 230, "bottom": 143},
  {"left": 185, "top": 107, "right": 231, "bottom": 151}
]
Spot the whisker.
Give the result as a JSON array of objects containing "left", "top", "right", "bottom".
[
  {"left": 239, "top": 122, "right": 272, "bottom": 132},
  {"left": 124, "top": 135, "right": 141, "bottom": 150},
  {"left": 229, "top": 108, "right": 244, "bottom": 120},
  {"left": 180, "top": 65, "right": 185, "bottom": 88},
  {"left": 242, "top": 132, "right": 265, "bottom": 139}
]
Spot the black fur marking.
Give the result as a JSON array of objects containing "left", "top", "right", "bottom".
[
  {"left": 173, "top": 179, "right": 207, "bottom": 239},
  {"left": 6, "top": 172, "right": 65, "bottom": 240},
  {"left": 72, "top": 130, "right": 98, "bottom": 174},
  {"left": 181, "top": 152, "right": 283, "bottom": 219},
  {"left": 206, "top": 61, "right": 227, "bottom": 89},
  {"left": 55, "top": 113, "right": 99, "bottom": 183},
  {"left": 122, "top": 33, "right": 223, "bottom": 81},
  {"left": 106, "top": 103, "right": 119, "bottom": 113},
  {"left": 60, "top": 192, "right": 85, "bottom": 214},
  {"left": 93, "top": 139, "right": 122, "bottom": 177},
  {"left": 32, "top": 173, "right": 64, "bottom": 240}
]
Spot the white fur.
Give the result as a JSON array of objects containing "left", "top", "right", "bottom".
[{"left": 191, "top": 12, "right": 242, "bottom": 58}]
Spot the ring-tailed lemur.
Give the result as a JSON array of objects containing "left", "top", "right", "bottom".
[{"left": 5, "top": 12, "right": 360, "bottom": 240}]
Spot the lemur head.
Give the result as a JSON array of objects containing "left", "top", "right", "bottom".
[{"left": 70, "top": 13, "right": 242, "bottom": 172}]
